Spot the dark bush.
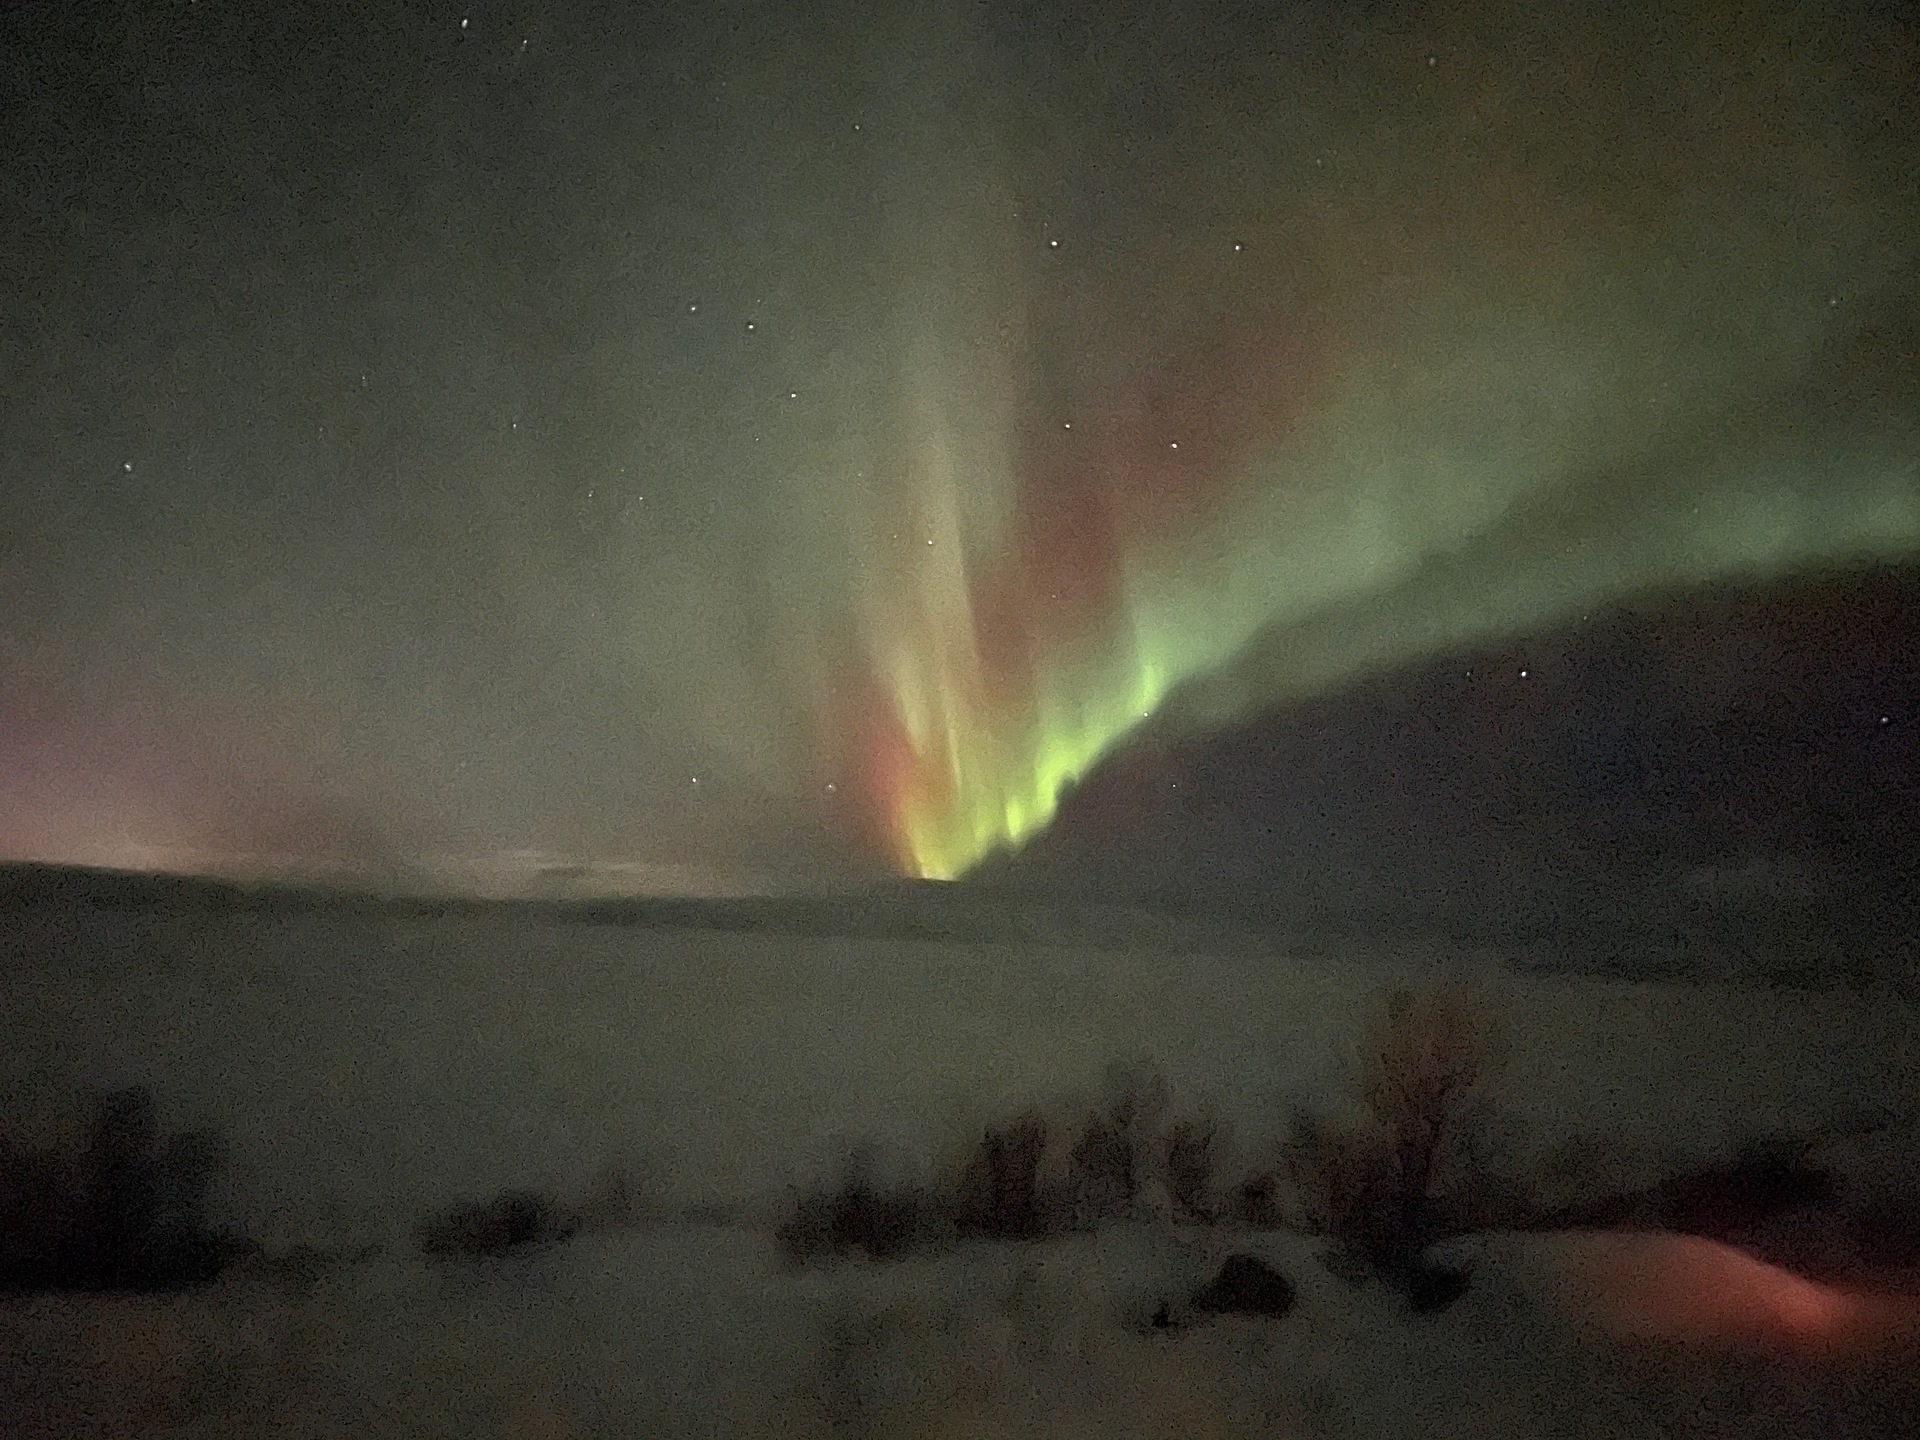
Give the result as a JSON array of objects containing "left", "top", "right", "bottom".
[
  {"left": 1851, "top": 1189, "right": 1920, "bottom": 1267},
  {"left": 776, "top": 1151, "right": 931, "bottom": 1263},
  {"left": 1065, "top": 1112, "right": 1134, "bottom": 1229},
  {"left": 952, "top": 1112, "right": 1054, "bottom": 1240},
  {"left": 1233, "top": 1172, "right": 1283, "bottom": 1228},
  {"left": 0, "top": 1087, "right": 252, "bottom": 1293},
  {"left": 1164, "top": 1115, "right": 1218, "bottom": 1223},
  {"left": 1659, "top": 1136, "right": 1835, "bottom": 1235},
  {"left": 420, "top": 1187, "right": 574, "bottom": 1258},
  {"left": 1519, "top": 1131, "right": 1847, "bottom": 1242}
]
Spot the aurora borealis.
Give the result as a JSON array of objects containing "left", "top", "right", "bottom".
[
  {"left": 831, "top": 0, "right": 1919, "bottom": 879},
  {"left": 1, "top": 0, "right": 1915, "bottom": 889}
]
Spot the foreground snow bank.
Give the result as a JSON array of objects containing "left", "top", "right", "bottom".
[{"left": 4, "top": 1221, "right": 1918, "bottom": 1439}]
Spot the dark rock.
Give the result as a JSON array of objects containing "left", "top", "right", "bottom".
[
  {"left": 1191, "top": 1253, "right": 1295, "bottom": 1318},
  {"left": 1405, "top": 1264, "right": 1472, "bottom": 1314}
]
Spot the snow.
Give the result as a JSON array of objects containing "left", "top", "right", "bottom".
[
  {"left": 4, "top": 1221, "right": 1919, "bottom": 1437},
  {"left": 3, "top": 877, "right": 1919, "bottom": 1434}
]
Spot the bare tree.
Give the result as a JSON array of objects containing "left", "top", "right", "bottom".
[{"left": 1286, "top": 983, "right": 1509, "bottom": 1284}]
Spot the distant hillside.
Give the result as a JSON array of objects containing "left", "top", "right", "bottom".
[
  {"left": 995, "top": 563, "right": 1920, "bottom": 986},
  {"left": 0, "top": 862, "right": 1279, "bottom": 954}
]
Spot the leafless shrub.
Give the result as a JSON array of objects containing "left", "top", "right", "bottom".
[
  {"left": 777, "top": 1063, "right": 1219, "bottom": 1263},
  {"left": 420, "top": 1187, "right": 573, "bottom": 1258},
  {"left": 953, "top": 1111, "right": 1056, "bottom": 1239},
  {"left": 1065, "top": 1110, "right": 1134, "bottom": 1229},
  {"left": 1285, "top": 983, "right": 1509, "bottom": 1282},
  {"left": 776, "top": 1148, "right": 936, "bottom": 1263},
  {"left": 570, "top": 1162, "right": 659, "bottom": 1233},
  {"left": 1163, "top": 1113, "right": 1218, "bottom": 1224},
  {"left": 1061, "top": 1060, "right": 1214, "bottom": 1230}
]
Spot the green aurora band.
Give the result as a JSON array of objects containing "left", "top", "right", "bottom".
[{"left": 837, "top": 7, "right": 1920, "bottom": 880}]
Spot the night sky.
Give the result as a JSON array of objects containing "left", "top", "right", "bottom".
[{"left": 1, "top": 0, "right": 1915, "bottom": 893}]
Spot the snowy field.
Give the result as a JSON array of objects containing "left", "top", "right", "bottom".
[
  {"left": 5, "top": 1220, "right": 1920, "bottom": 1438},
  {"left": 4, "top": 874, "right": 1920, "bottom": 1435}
]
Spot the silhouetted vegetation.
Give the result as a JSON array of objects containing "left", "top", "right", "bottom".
[
  {"left": 416, "top": 1162, "right": 659, "bottom": 1259},
  {"left": 1163, "top": 1113, "right": 1219, "bottom": 1223},
  {"left": 778, "top": 1064, "right": 1227, "bottom": 1263},
  {"left": 953, "top": 1111, "right": 1058, "bottom": 1239},
  {"left": 776, "top": 1149, "right": 937, "bottom": 1262},
  {"left": 0, "top": 1086, "right": 253, "bottom": 1293},
  {"left": 772, "top": 986, "right": 1891, "bottom": 1320},
  {"left": 1660, "top": 1135, "right": 1836, "bottom": 1234},
  {"left": 1517, "top": 1132, "right": 1843, "bottom": 1240},
  {"left": 420, "top": 1187, "right": 576, "bottom": 1258},
  {"left": 1284, "top": 984, "right": 1507, "bottom": 1299},
  {"left": 1232, "top": 1172, "right": 1283, "bottom": 1228}
]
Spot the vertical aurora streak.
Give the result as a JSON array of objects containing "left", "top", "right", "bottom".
[
  {"left": 5, "top": 1, "right": 1910, "bottom": 886},
  {"left": 839, "top": 1, "right": 1920, "bottom": 879}
]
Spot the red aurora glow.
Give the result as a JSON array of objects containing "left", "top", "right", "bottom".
[{"left": 841, "top": 310, "right": 1329, "bottom": 877}]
